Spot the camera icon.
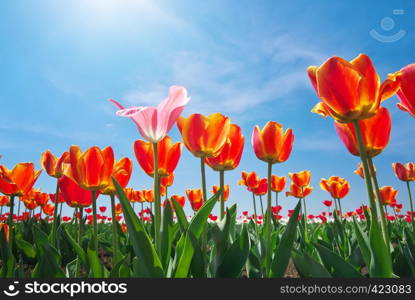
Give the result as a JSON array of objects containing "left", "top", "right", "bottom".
[
  {"left": 370, "top": 9, "right": 406, "bottom": 43},
  {"left": 3, "top": 282, "right": 20, "bottom": 297}
]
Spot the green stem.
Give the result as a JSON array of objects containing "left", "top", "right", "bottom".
[
  {"left": 51, "top": 179, "right": 60, "bottom": 246},
  {"left": 368, "top": 157, "right": 390, "bottom": 248},
  {"left": 406, "top": 181, "right": 415, "bottom": 232},
  {"left": 252, "top": 192, "right": 258, "bottom": 220},
  {"left": 91, "top": 190, "right": 98, "bottom": 251},
  {"left": 7, "top": 195, "right": 15, "bottom": 242},
  {"left": 219, "top": 170, "right": 225, "bottom": 220},
  {"left": 337, "top": 198, "right": 343, "bottom": 219},
  {"left": 59, "top": 201, "right": 63, "bottom": 217},
  {"left": 352, "top": 120, "right": 378, "bottom": 220},
  {"left": 200, "top": 157, "right": 208, "bottom": 202},
  {"left": 153, "top": 142, "right": 161, "bottom": 253},
  {"left": 275, "top": 192, "right": 279, "bottom": 208},
  {"left": 259, "top": 195, "right": 264, "bottom": 216},
  {"left": 110, "top": 194, "right": 119, "bottom": 264},
  {"left": 265, "top": 162, "right": 273, "bottom": 277},
  {"left": 17, "top": 199, "right": 21, "bottom": 218},
  {"left": 75, "top": 207, "right": 83, "bottom": 278}
]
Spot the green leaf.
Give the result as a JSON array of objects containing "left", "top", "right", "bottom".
[
  {"left": 269, "top": 199, "right": 301, "bottom": 277},
  {"left": 0, "top": 228, "right": 15, "bottom": 278},
  {"left": 314, "top": 242, "right": 363, "bottom": 278},
  {"left": 113, "top": 177, "right": 164, "bottom": 278},
  {"left": 171, "top": 198, "right": 189, "bottom": 233},
  {"left": 61, "top": 226, "right": 89, "bottom": 270},
  {"left": 216, "top": 224, "right": 250, "bottom": 277},
  {"left": 160, "top": 200, "right": 174, "bottom": 270},
  {"left": 32, "top": 225, "right": 66, "bottom": 278},
  {"left": 368, "top": 218, "right": 394, "bottom": 277},
  {"left": 173, "top": 192, "right": 219, "bottom": 277},
  {"left": 292, "top": 250, "right": 331, "bottom": 278},
  {"left": 87, "top": 238, "right": 105, "bottom": 278},
  {"left": 352, "top": 217, "right": 371, "bottom": 268},
  {"left": 15, "top": 233, "right": 36, "bottom": 259}
]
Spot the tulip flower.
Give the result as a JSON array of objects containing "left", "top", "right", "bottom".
[
  {"left": 239, "top": 171, "right": 260, "bottom": 190},
  {"left": 392, "top": 162, "right": 415, "bottom": 231},
  {"left": 33, "top": 190, "right": 49, "bottom": 207},
  {"left": 59, "top": 176, "right": 94, "bottom": 208},
  {"left": 186, "top": 189, "right": 203, "bottom": 211},
  {"left": 271, "top": 175, "right": 286, "bottom": 193},
  {"left": 204, "top": 123, "right": 244, "bottom": 219},
  {"left": 101, "top": 157, "right": 132, "bottom": 196},
  {"left": 334, "top": 107, "right": 391, "bottom": 158},
  {"left": 160, "top": 173, "right": 174, "bottom": 188},
  {"left": 389, "top": 64, "right": 415, "bottom": 117},
  {"left": 67, "top": 145, "right": 114, "bottom": 252},
  {"left": 286, "top": 184, "right": 313, "bottom": 199},
  {"left": 40, "top": 150, "right": 69, "bottom": 178},
  {"left": 134, "top": 136, "right": 181, "bottom": 178},
  {"left": 308, "top": 54, "right": 399, "bottom": 122},
  {"left": 252, "top": 121, "right": 294, "bottom": 164},
  {"left": 0, "top": 163, "right": 41, "bottom": 231},
  {"left": 41, "top": 150, "right": 71, "bottom": 244},
  {"left": 252, "top": 178, "right": 268, "bottom": 196},
  {"left": 320, "top": 176, "right": 350, "bottom": 217},
  {"left": 377, "top": 186, "right": 398, "bottom": 206},
  {"left": 177, "top": 113, "right": 230, "bottom": 158},
  {"left": 171, "top": 195, "right": 186, "bottom": 208},
  {"left": 212, "top": 185, "right": 229, "bottom": 201},
  {"left": 42, "top": 204, "right": 55, "bottom": 217},
  {"left": 109, "top": 86, "right": 189, "bottom": 143},
  {"left": 323, "top": 200, "right": 333, "bottom": 207},
  {"left": 205, "top": 124, "right": 244, "bottom": 171},
  {"left": 288, "top": 171, "right": 311, "bottom": 188},
  {"left": 392, "top": 162, "right": 415, "bottom": 182}
]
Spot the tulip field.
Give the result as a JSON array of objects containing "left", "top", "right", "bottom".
[{"left": 1, "top": 55, "right": 415, "bottom": 279}]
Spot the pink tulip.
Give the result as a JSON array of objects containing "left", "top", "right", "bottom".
[{"left": 109, "top": 86, "right": 190, "bottom": 143}]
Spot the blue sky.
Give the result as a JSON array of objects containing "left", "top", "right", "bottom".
[{"left": 1, "top": 0, "right": 414, "bottom": 217}]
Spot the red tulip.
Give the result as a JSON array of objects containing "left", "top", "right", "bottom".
[
  {"left": 59, "top": 176, "right": 94, "bottom": 208},
  {"left": 334, "top": 107, "right": 391, "bottom": 158},
  {"left": 239, "top": 171, "right": 260, "bottom": 190},
  {"left": 323, "top": 200, "right": 333, "bottom": 207},
  {"left": 389, "top": 64, "right": 415, "bottom": 117},
  {"left": 40, "top": 150, "right": 69, "bottom": 178},
  {"left": 392, "top": 162, "right": 415, "bottom": 182},
  {"left": 0, "top": 163, "right": 42, "bottom": 196},
  {"left": 186, "top": 189, "right": 203, "bottom": 211}
]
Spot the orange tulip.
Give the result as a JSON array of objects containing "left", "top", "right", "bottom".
[
  {"left": 143, "top": 189, "right": 154, "bottom": 203},
  {"left": 68, "top": 145, "right": 114, "bottom": 191},
  {"left": 42, "top": 204, "right": 55, "bottom": 216},
  {"left": 136, "top": 190, "right": 146, "bottom": 203},
  {"left": 177, "top": 113, "right": 231, "bottom": 158},
  {"left": 288, "top": 171, "right": 311, "bottom": 188},
  {"left": 252, "top": 121, "right": 294, "bottom": 164},
  {"left": 0, "top": 163, "right": 42, "bottom": 196},
  {"left": 101, "top": 157, "right": 132, "bottom": 195},
  {"left": 239, "top": 171, "right": 260, "bottom": 189},
  {"left": 0, "top": 196, "right": 10, "bottom": 207},
  {"left": 134, "top": 136, "right": 181, "bottom": 178},
  {"left": 212, "top": 185, "right": 229, "bottom": 201},
  {"left": 124, "top": 187, "right": 138, "bottom": 203},
  {"left": 186, "top": 189, "right": 203, "bottom": 211},
  {"left": 40, "top": 150, "right": 69, "bottom": 178},
  {"left": 59, "top": 175, "right": 93, "bottom": 208},
  {"left": 389, "top": 64, "right": 415, "bottom": 117},
  {"left": 33, "top": 189, "right": 49, "bottom": 207},
  {"left": 377, "top": 186, "right": 398, "bottom": 206},
  {"left": 205, "top": 124, "right": 244, "bottom": 171},
  {"left": 308, "top": 54, "right": 399, "bottom": 122},
  {"left": 334, "top": 107, "right": 391, "bottom": 158},
  {"left": 271, "top": 175, "right": 286, "bottom": 192},
  {"left": 0, "top": 223, "right": 9, "bottom": 241},
  {"left": 160, "top": 173, "right": 175, "bottom": 187},
  {"left": 286, "top": 184, "right": 313, "bottom": 198},
  {"left": 392, "top": 162, "right": 415, "bottom": 182},
  {"left": 171, "top": 195, "right": 186, "bottom": 207},
  {"left": 251, "top": 178, "right": 268, "bottom": 196},
  {"left": 115, "top": 203, "right": 122, "bottom": 216},
  {"left": 23, "top": 198, "right": 39, "bottom": 210},
  {"left": 320, "top": 176, "right": 350, "bottom": 199}
]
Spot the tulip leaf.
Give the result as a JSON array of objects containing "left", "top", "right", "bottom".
[
  {"left": 61, "top": 226, "right": 89, "bottom": 270},
  {"left": 113, "top": 177, "right": 164, "bottom": 278},
  {"left": 292, "top": 250, "right": 331, "bottom": 278},
  {"left": 171, "top": 198, "right": 189, "bottom": 233},
  {"left": 15, "top": 233, "right": 36, "bottom": 259},
  {"left": 314, "top": 242, "right": 363, "bottom": 278},
  {"left": 160, "top": 200, "right": 174, "bottom": 270},
  {"left": 216, "top": 224, "right": 250, "bottom": 278},
  {"left": 173, "top": 192, "right": 219, "bottom": 277},
  {"left": 32, "top": 225, "right": 66, "bottom": 278},
  {"left": 352, "top": 217, "right": 371, "bottom": 268},
  {"left": 0, "top": 228, "right": 15, "bottom": 278},
  {"left": 368, "top": 218, "right": 394, "bottom": 277},
  {"left": 269, "top": 199, "right": 301, "bottom": 277},
  {"left": 87, "top": 238, "right": 105, "bottom": 278}
]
